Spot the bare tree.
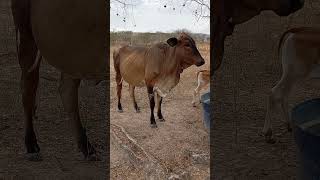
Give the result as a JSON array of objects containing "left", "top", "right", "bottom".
[
  {"left": 110, "top": 0, "right": 137, "bottom": 23},
  {"left": 162, "top": 0, "right": 210, "bottom": 21},
  {"left": 111, "top": 0, "right": 209, "bottom": 34},
  {"left": 111, "top": 0, "right": 209, "bottom": 22}
]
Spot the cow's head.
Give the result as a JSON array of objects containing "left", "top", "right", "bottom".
[
  {"left": 213, "top": 0, "right": 304, "bottom": 71},
  {"left": 167, "top": 33, "right": 205, "bottom": 72}
]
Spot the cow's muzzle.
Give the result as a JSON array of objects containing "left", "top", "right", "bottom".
[{"left": 196, "top": 58, "right": 205, "bottom": 67}]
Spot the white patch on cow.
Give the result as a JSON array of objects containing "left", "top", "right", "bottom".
[
  {"left": 153, "top": 75, "right": 178, "bottom": 98},
  {"left": 153, "top": 86, "right": 169, "bottom": 98}
]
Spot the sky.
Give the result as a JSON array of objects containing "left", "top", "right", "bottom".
[{"left": 110, "top": 0, "right": 210, "bottom": 35}]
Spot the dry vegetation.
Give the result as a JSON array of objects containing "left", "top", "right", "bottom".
[
  {"left": 110, "top": 31, "right": 210, "bottom": 46},
  {"left": 110, "top": 33, "right": 210, "bottom": 179}
]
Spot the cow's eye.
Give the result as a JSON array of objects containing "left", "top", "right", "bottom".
[{"left": 185, "top": 44, "right": 191, "bottom": 47}]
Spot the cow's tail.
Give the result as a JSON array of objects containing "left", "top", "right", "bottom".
[
  {"left": 113, "top": 48, "right": 123, "bottom": 85},
  {"left": 196, "top": 70, "right": 202, "bottom": 79},
  {"left": 113, "top": 48, "right": 120, "bottom": 73},
  {"left": 196, "top": 70, "right": 207, "bottom": 78},
  {"left": 113, "top": 48, "right": 120, "bottom": 64},
  {"left": 277, "top": 28, "right": 309, "bottom": 60},
  {"left": 278, "top": 30, "right": 291, "bottom": 58}
]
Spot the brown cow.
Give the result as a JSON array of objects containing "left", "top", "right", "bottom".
[
  {"left": 113, "top": 33, "right": 205, "bottom": 128},
  {"left": 263, "top": 27, "right": 320, "bottom": 143},
  {"left": 213, "top": 0, "right": 305, "bottom": 72},
  {"left": 192, "top": 70, "right": 210, "bottom": 107},
  {"left": 11, "top": 0, "right": 107, "bottom": 160}
]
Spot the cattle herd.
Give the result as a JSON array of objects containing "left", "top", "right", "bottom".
[
  {"left": 7, "top": 0, "right": 317, "bottom": 166},
  {"left": 10, "top": 0, "right": 209, "bottom": 161}
]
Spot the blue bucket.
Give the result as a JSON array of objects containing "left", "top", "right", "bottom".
[
  {"left": 200, "top": 91, "right": 211, "bottom": 130},
  {"left": 291, "top": 98, "right": 320, "bottom": 180}
]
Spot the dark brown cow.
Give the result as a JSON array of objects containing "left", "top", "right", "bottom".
[
  {"left": 11, "top": 0, "right": 107, "bottom": 160},
  {"left": 212, "top": 0, "right": 305, "bottom": 72},
  {"left": 113, "top": 33, "right": 205, "bottom": 128}
]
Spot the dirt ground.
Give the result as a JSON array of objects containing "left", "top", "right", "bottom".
[
  {"left": 110, "top": 43, "right": 210, "bottom": 179},
  {"left": 0, "top": 1, "right": 210, "bottom": 179},
  {"left": 0, "top": 1, "right": 108, "bottom": 179},
  {"left": 212, "top": 1, "right": 320, "bottom": 179}
]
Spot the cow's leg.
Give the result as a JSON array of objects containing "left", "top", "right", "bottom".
[
  {"left": 156, "top": 93, "right": 165, "bottom": 121},
  {"left": 263, "top": 66, "right": 307, "bottom": 143},
  {"left": 115, "top": 72, "right": 123, "bottom": 112},
  {"left": 19, "top": 37, "right": 41, "bottom": 157},
  {"left": 147, "top": 86, "right": 157, "bottom": 128},
  {"left": 192, "top": 84, "right": 201, "bottom": 107},
  {"left": 192, "top": 74, "right": 201, "bottom": 107},
  {"left": 129, "top": 85, "right": 140, "bottom": 113},
  {"left": 58, "top": 73, "right": 97, "bottom": 159},
  {"left": 12, "top": 0, "right": 41, "bottom": 160},
  {"left": 281, "top": 96, "right": 292, "bottom": 132},
  {"left": 193, "top": 83, "right": 208, "bottom": 107}
]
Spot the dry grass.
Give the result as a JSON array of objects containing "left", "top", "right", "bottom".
[{"left": 110, "top": 41, "right": 210, "bottom": 179}]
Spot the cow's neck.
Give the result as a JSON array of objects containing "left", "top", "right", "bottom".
[{"left": 165, "top": 46, "right": 180, "bottom": 74}]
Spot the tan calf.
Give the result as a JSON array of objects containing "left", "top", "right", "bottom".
[
  {"left": 192, "top": 70, "right": 210, "bottom": 107},
  {"left": 263, "top": 27, "right": 320, "bottom": 143}
]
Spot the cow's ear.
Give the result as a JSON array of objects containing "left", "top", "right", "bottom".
[{"left": 167, "top": 37, "right": 178, "bottom": 47}]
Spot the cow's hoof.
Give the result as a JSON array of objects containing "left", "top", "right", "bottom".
[
  {"left": 150, "top": 124, "right": 157, "bottom": 128},
  {"left": 264, "top": 129, "right": 276, "bottom": 144},
  {"left": 135, "top": 109, "right": 140, "bottom": 113},
  {"left": 117, "top": 109, "right": 123, "bottom": 113},
  {"left": 159, "top": 118, "right": 165, "bottom": 122},
  {"left": 26, "top": 153, "right": 43, "bottom": 161},
  {"left": 265, "top": 137, "right": 276, "bottom": 144},
  {"left": 25, "top": 133, "right": 40, "bottom": 154},
  {"left": 192, "top": 103, "right": 196, "bottom": 107}
]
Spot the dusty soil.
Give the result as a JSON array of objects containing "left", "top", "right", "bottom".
[
  {"left": 110, "top": 43, "right": 210, "bottom": 179},
  {"left": 212, "top": 1, "right": 320, "bottom": 179},
  {"left": 0, "top": 1, "right": 108, "bottom": 179}
]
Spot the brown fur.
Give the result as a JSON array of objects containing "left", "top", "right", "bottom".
[
  {"left": 114, "top": 33, "right": 205, "bottom": 127},
  {"left": 11, "top": 0, "right": 106, "bottom": 159}
]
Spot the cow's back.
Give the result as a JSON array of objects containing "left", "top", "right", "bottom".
[
  {"left": 30, "top": 0, "right": 107, "bottom": 79},
  {"left": 117, "top": 46, "right": 146, "bottom": 86}
]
